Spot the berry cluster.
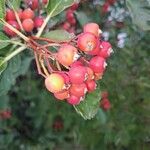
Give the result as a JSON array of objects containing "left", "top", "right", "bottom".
[
  {"left": 44, "top": 23, "right": 113, "bottom": 105},
  {"left": 62, "top": 3, "right": 79, "bottom": 33},
  {"left": 0, "top": 110, "right": 12, "bottom": 119},
  {"left": 100, "top": 91, "right": 111, "bottom": 111},
  {"left": 3, "top": 0, "right": 47, "bottom": 36}
]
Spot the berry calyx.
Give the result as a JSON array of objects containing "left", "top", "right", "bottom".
[
  {"left": 5, "top": 9, "right": 16, "bottom": 21},
  {"left": 89, "top": 56, "right": 107, "bottom": 73},
  {"left": 22, "top": 8, "right": 35, "bottom": 20},
  {"left": 70, "top": 83, "right": 87, "bottom": 97},
  {"left": 77, "top": 32, "right": 98, "bottom": 52},
  {"left": 3, "top": 21, "right": 20, "bottom": 36},
  {"left": 34, "top": 16, "right": 44, "bottom": 28},
  {"left": 45, "top": 73, "right": 65, "bottom": 93},
  {"left": 57, "top": 44, "right": 78, "bottom": 66},
  {"left": 54, "top": 90, "right": 69, "bottom": 100},
  {"left": 83, "top": 23, "right": 100, "bottom": 37},
  {"left": 68, "top": 66, "right": 87, "bottom": 84},
  {"left": 67, "top": 95, "right": 81, "bottom": 105},
  {"left": 98, "top": 41, "right": 113, "bottom": 58},
  {"left": 22, "top": 19, "right": 34, "bottom": 32},
  {"left": 85, "top": 80, "right": 97, "bottom": 93}
]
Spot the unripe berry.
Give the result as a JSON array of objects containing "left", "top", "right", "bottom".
[
  {"left": 22, "top": 8, "right": 34, "bottom": 20},
  {"left": 85, "top": 80, "right": 97, "bottom": 93},
  {"left": 34, "top": 16, "right": 44, "bottom": 28},
  {"left": 67, "top": 95, "right": 81, "bottom": 105},
  {"left": 26, "top": 0, "right": 39, "bottom": 10},
  {"left": 5, "top": 9, "right": 16, "bottom": 21},
  {"left": 68, "top": 66, "right": 87, "bottom": 84},
  {"left": 70, "top": 83, "right": 87, "bottom": 97},
  {"left": 77, "top": 32, "right": 98, "bottom": 52},
  {"left": 22, "top": 19, "right": 34, "bottom": 32},
  {"left": 89, "top": 56, "right": 107, "bottom": 73},
  {"left": 45, "top": 73, "right": 65, "bottom": 93},
  {"left": 57, "top": 44, "right": 78, "bottom": 66},
  {"left": 98, "top": 41, "right": 113, "bottom": 58},
  {"left": 54, "top": 90, "right": 69, "bottom": 100},
  {"left": 83, "top": 23, "right": 100, "bottom": 37},
  {"left": 3, "top": 21, "right": 20, "bottom": 36}
]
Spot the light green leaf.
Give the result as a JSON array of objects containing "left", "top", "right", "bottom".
[
  {"left": 0, "top": 57, "right": 7, "bottom": 75},
  {"left": 126, "top": 0, "right": 150, "bottom": 31},
  {"left": 0, "top": 32, "right": 10, "bottom": 49},
  {"left": 42, "top": 29, "right": 75, "bottom": 42},
  {"left": 47, "top": 0, "right": 75, "bottom": 17},
  {"left": 8, "top": 0, "right": 21, "bottom": 10},
  {"left": 74, "top": 84, "right": 101, "bottom": 120},
  {"left": 0, "top": 0, "right": 5, "bottom": 19}
]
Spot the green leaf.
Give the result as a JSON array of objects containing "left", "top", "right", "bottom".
[
  {"left": 0, "top": 0, "right": 5, "bottom": 19},
  {"left": 47, "top": 0, "right": 75, "bottom": 17},
  {"left": 0, "top": 32, "right": 10, "bottom": 49},
  {"left": 74, "top": 84, "right": 101, "bottom": 120},
  {"left": 126, "top": 0, "right": 150, "bottom": 31},
  {"left": 42, "top": 29, "right": 75, "bottom": 42},
  {"left": 8, "top": 0, "right": 21, "bottom": 10},
  {"left": 0, "top": 57, "right": 7, "bottom": 75}
]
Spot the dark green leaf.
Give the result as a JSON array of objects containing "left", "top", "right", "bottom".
[
  {"left": 126, "top": 0, "right": 150, "bottom": 31},
  {"left": 42, "top": 29, "right": 75, "bottom": 42},
  {"left": 74, "top": 84, "right": 101, "bottom": 120},
  {"left": 0, "top": 57, "right": 7, "bottom": 75},
  {"left": 47, "top": 0, "right": 75, "bottom": 17},
  {"left": 0, "top": 0, "right": 5, "bottom": 19}
]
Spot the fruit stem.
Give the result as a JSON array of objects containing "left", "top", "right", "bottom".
[
  {"left": 0, "top": 19, "right": 29, "bottom": 42},
  {"left": 36, "top": 1, "right": 62, "bottom": 37},
  {"left": 56, "top": 60, "right": 61, "bottom": 71},
  {"left": 2, "top": 46, "right": 27, "bottom": 65}
]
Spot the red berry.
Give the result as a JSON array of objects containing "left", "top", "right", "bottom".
[
  {"left": 5, "top": 9, "right": 16, "bottom": 21},
  {"left": 3, "top": 21, "right": 20, "bottom": 36},
  {"left": 70, "top": 3, "right": 79, "bottom": 10},
  {"left": 22, "top": 8, "right": 35, "bottom": 20},
  {"left": 101, "top": 91, "right": 109, "bottom": 98},
  {"left": 54, "top": 90, "right": 69, "bottom": 100},
  {"left": 77, "top": 32, "right": 98, "bottom": 52},
  {"left": 59, "top": 72, "right": 70, "bottom": 84},
  {"left": 57, "top": 44, "right": 78, "bottom": 66},
  {"left": 83, "top": 23, "right": 100, "bottom": 37},
  {"left": 86, "top": 67, "right": 94, "bottom": 81},
  {"left": 26, "top": 0, "right": 39, "bottom": 10},
  {"left": 88, "top": 40, "right": 101, "bottom": 55},
  {"left": 45, "top": 73, "right": 65, "bottom": 93},
  {"left": 42, "top": 0, "right": 48, "bottom": 5},
  {"left": 98, "top": 41, "right": 113, "bottom": 58},
  {"left": 70, "top": 83, "right": 87, "bottom": 97},
  {"left": 34, "top": 16, "right": 44, "bottom": 28},
  {"left": 68, "top": 66, "right": 87, "bottom": 84},
  {"left": 101, "top": 98, "right": 111, "bottom": 111},
  {"left": 89, "top": 56, "right": 107, "bottom": 73},
  {"left": 18, "top": 9, "right": 23, "bottom": 20},
  {"left": 71, "top": 60, "right": 83, "bottom": 68},
  {"left": 66, "top": 10, "right": 74, "bottom": 20},
  {"left": 102, "top": 2, "right": 110, "bottom": 14},
  {"left": 22, "top": 19, "right": 34, "bottom": 32},
  {"left": 85, "top": 80, "right": 97, "bottom": 93},
  {"left": 94, "top": 72, "right": 103, "bottom": 80},
  {"left": 62, "top": 22, "right": 71, "bottom": 30},
  {"left": 67, "top": 95, "right": 81, "bottom": 105}
]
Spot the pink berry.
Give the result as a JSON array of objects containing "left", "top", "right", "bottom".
[
  {"left": 98, "top": 41, "right": 113, "bottom": 58},
  {"left": 34, "top": 16, "right": 44, "bottom": 28},
  {"left": 42, "top": 0, "right": 48, "bottom": 5},
  {"left": 88, "top": 40, "right": 101, "bottom": 55},
  {"left": 77, "top": 32, "right": 98, "bottom": 52},
  {"left": 22, "top": 19, "right": 34, "bottom": 32},
  {"left": 89, "top": 56, "right": 106, "bottom": 73},
  {"left": 85, "top": 80, "right": 97, "bottom": 93},
  {"left": 70, "top": 83, "right": 87, "bottom": 97},
  {"left": 67, "top": 95, "right": 81, "bottom": 105},
  {"left": 3, "top": 21, "right": 20, "bottom": 36},
  {"left": 62, "top": 22, "right": 71, "bottom": 30},
  {"left": 22, "top": 8, "right": 35, "bottom": 20},
  {"left": 26, "top": 0, "right": 39, "bottom": 10},
  {"left": 5, "top": 9, "right": 16, "bottom": 21},
  {"left": 70, "top": 60, "right": 83, "bottom": 68},
  {"left": 68, "top": 66, "right": 87, "bottom": 84}
]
